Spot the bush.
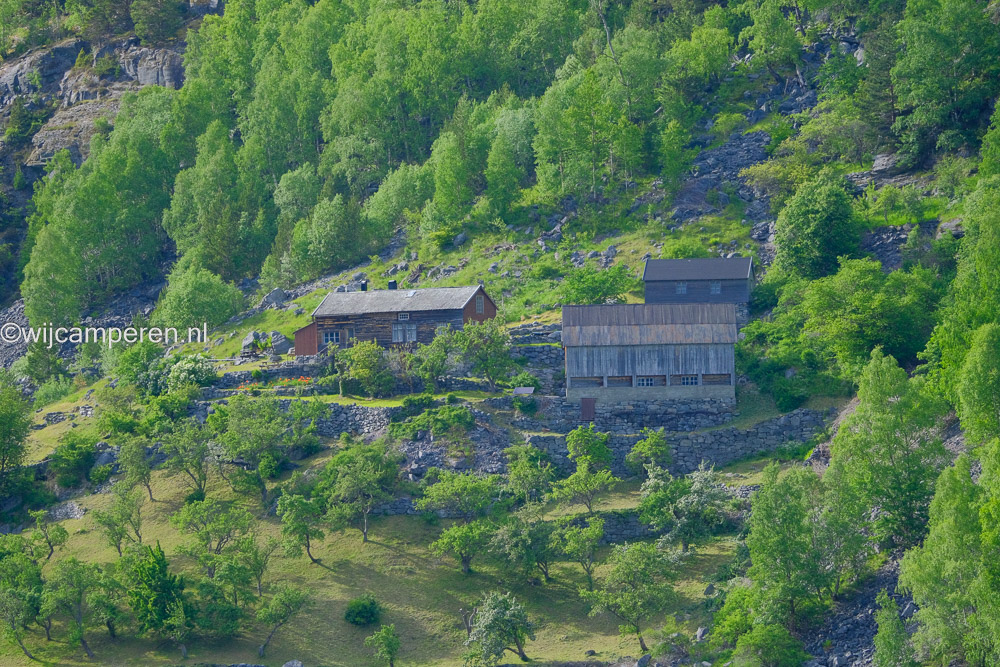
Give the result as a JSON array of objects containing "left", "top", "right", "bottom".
[
  {"left": 388, "top": 405, "right": 474, "bottom": 440},
  {"left": 166, "top": 355, "right": 217, "bottom": 391},
  {"left": 344, "top": 594, "right": 381, "bottom": 626},
  {"left": 509, "top": 371, "right": 541, "bottom": 391},
  {"left": 713, "top": 111, "right": 748, "bottom": 141},
  {"left": 33, "top": 376, "right": 74, "bottom": 406},
  {"left": 90, "top": 463, "right": 113, "bottom": 486},
  {"left": 561, "top": 264, "right": 639, "bottom": 305},
  {"left": 50, "top": 431, "right": 98, "bottom": 488},
  {"left": 732, "top": 624, "right": 809, "bottom": 666}
]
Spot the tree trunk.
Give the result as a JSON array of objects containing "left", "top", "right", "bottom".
[
  {"left": 513, "top": 636, "right": 529, "bottom": 662},
  {"left": 362, "top": 513, "right": 369, "bottom": 543},
  {"left": 259, "top": 623, "right": 282, "bottom": 657},
  {"left": 638, "top": 631, "right": 648, "bottom": 653},
  {"left": 179, "top": 643, "right": 188, "bottom": 659},
  {"left": 106, "top": 620, "right": 116, "bottom": 639},
  {"left": 80, "top": 635, "right": 95, "bottom": 659},
  {"left": 41, "top": 617, "right": 52, "bottom": 641},
  {"left": 461, "top": 555, "right": 472, "bottom": 575},
  {"left": 15, "top": 636, "right": 35, "bottom": 661},
  {"left": 146, "top": 483, "right": 154, "bottom": 502}
]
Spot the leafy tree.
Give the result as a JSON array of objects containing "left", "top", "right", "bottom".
[
  {"left": 464, "top": 591, "right": 535, "bottom": 664},
  {"left": 555, "top": 516, "right": 604, "bottom": 590},
  {"left": 827, "top": 350, "right": 948, "bottom": 548},
  {"left": 256, "top": 584, "right": 310, "bottom": 658},
  {"left": 431, "top": 520, "right": 493, "bottom": 575},
  {"left": 153, "top": 264, "right": 245, "bottom": 332},
  {"left": 0, "top": 370, "right": 31, "bottom": 491},
  {"left": 210, "top": 394, "right": 288, "bottom": 506},
  {"left": 503, "top": 445, "right": 554, "bottom": 503},
  {"left": 581, "top": 542, "right": 676, "bottom": 652},
  {"left": 41, "top": 558, "right": 100, "bottom": 658},
  {"left": 162, "top": 419, "right": 212, "bottom": 496},
  {"left": 411, "top": 326, "right": 457, "bottom": 391},
  {"left": 122, "top": 543, "right": 190, "bottom": 639},
  {"left": 93, "top": 483, "right": 144, "bottom": 555},
  {"left": 550, "top": 465, "right": 619, "bottom": 515},
  {"left": 0, "top": 551, "right": 43, "bottom": 660},
  {"left": 119, "top": 435, "right": 154, "bottom": 501},
  {"left": 88, "top": 569, "right": 126, "bottom": 640},
  {"left": 417, "top": 470, "right": 502, "bottom": 523},
  {"left": 171, "top": 498, "right": 254, "bottom": 577},
  {"left": 739, "top": 0, "right": 800, "bottom": 83},
  {"left": 276, "top": 494, "right": 326, "bottom": 566},
  {"left": 873, "top": 590, "right": 915, "bottom": 667},
  {"left": 489, "top": 508, "right": 557, "bottom": 583},
  {"left": 338, "top": 340, "right": 394, "bottom": 397},
  {"left": 561, "top": 264, "right": 638, "bottom": 305},
  {"left": 365, "top": 623, "right": 401, "bottom": 667},
  {"left": 625, "top": 427, "right": 671, "bottom": 474},
  {"left": 565, "top": 424, "right": 612, "bottom": 470},
  {"left": 485, "top": 132, "right": 523, "bottom": 215},
  {"left": 732, "top": 623, "right": 810, "bottom": 667},
  {"left": 745, "top": 465, "right": 822, "bottom": 625},
  {"left": 455, "top": 319, "right": 514, "bottom": 391},
  {"left": 321, "top": 440, "right": 401, "bottom": 542},
  {"left": 898, "top": 451, "right": 991, "bottom": 662},
  {"left": 640, "top": 463, "right": 729, "bottom": 552},
  {"left": 131, "top": 0, "right": 183, "bottom": 45},
  {"left": 773, "top": 172, "right": 858, "bottom": 279},
  {"left": 29, "top": 509, "right": 67, "bottom": 561},
  {"left": 956, "top": 323, "right": 1000, "bottom": 444}
]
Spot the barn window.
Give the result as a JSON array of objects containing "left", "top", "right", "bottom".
[
  {"left": 702, "top": 373, "right": 732, "bottom": 385},
  {"left": 570, "top": 377, "right": 604, "bottom": 388},
  {"left": 398, "top": 312, "right": 410, "bottom": 321},
  {"left": 607, "top": 376, "right": 633, "bottom": 387},
  {"left": 476, "top": 294, "right": 485, "bottom": 314},
  {"left": 637, "top": 375, "right": 666, "bottom": 387},
  {"left": 675, "top": 282, "right": 688, "bottom": 295},
  {"left": 671, "top": 374, "right": 699, "bottom": 386},
  {"left": 710, "top": 281, "right": 722, "bottom": 295}
]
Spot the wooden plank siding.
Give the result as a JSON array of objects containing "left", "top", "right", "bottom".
[
  {"left": 315, "top": 309, "right": 465, "bottom": 349},
  {"left": 644, "top": 278, "right": 752, "bottom": 305},
  {"left": 565, "top": 343, "right": 734, "bottom": 377}
]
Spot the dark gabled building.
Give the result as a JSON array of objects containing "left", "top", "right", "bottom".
[
  {"left": 642, "top": 257, "right": 754, "bottom": 311},
  {"left": 293, "top": 284, "right": 496, "bottom": 356},
  {"left": 562, "top": 303, "right": 738, "bottom": 405}
]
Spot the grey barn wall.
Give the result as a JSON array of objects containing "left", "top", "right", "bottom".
[
  {"left": 644, "top": 277, "right": 752, "bottom": 305},
  {"left": 565, "top": 343, "right": 734, "bottom": 376}
]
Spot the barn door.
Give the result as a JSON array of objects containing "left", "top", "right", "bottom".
[{"left": 580, "top": 398, "right": 596, "bottom": 422}]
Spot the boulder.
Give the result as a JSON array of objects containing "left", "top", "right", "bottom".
[
  {"left": 453, "top": 231, "right": 468, "bottom": 247},
  {"left": 240, "top": 331, "right": 262, "bottom": 355},
  {"left": 270, "top": 331, "right": 292, "bottom": 355},
  {"left": 260, "top": 287, "right": 287, "bottom": 308},
  {"left": 871, "top": 153, "right": 904, "bottom": 177},
  {"left": 282, "top": 661, "right": 305, "bottom": 667}
]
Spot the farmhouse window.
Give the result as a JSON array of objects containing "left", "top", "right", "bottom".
[
  {"left": 406, "top": 323, "right": 417, "bottom": 342},
  {"left": 670, "top": 374, "right": 699, "bottom": 386},
  {"left": 702, "top": 373, "right": 732, "bottom": 385},
  {"left": 398, "top": 312, "right": 410, "bottom": 320},
  {"left": 346, "top": 328, "right": 355, "bottom": 341},
  {"left": 323, "top": 331, "right": 340, "bottom": 345},
  {"left": 675, "top": 282, "right": 687, "bottom": 295},
  {"left": 476, "top": 294, "right": 485, "bottom": 314},
  {"left": 710, "top": 281, "right": 722, "bottom": 295},
  {"left": 392, "top": 324, "right": 404, "bottom": 343}
]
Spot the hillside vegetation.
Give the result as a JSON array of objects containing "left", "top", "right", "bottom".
[{"left": 1, "top": 0, "right": 1000, "bottom": 666}]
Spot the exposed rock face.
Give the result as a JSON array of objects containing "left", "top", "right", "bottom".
[
  {"left": 671, "top": 131, "right": 771, "bottom": 223},
  {"left": 26, "top": 97, "right": 121, "bottom": 165},
  {"left": 0, "top": 39, "right": 84, "bottom": 109}
]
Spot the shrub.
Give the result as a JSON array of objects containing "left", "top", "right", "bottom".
[
  {"left": 90, "top": 463, "right": 113, "bottom": 486},
  {"left": 33, "top": 376, "right": 74, "bottom": 406},
  {"left": 345, "top": 594, "right": 381, "bottom": 626},
  {"left": 166, "top": 355, "right": 217, "bottom": 391},
  {"left": 732, "top": 624, "right": 809, "bottom": 666},
  {"left": 713, "top": 111, "right": 748, "bottom": 141},
  {"left": 389, "top": 405, "right": 474, "bottom": 440},
  {"left": 509, "top": 371, "right": 541, "bottom": 391},
  {"left": 50, "top": 431, "right": 98, "bottom": 488}
]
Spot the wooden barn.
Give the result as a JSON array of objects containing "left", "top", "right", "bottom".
[
  {"left": 642, "top": 257, "right": 754, "bottom": 306},
  {"left": 561, "top": 303, "right": 737, "bottom": 405},
  {"left": 293, "top": 283, "right": 496, "bottom": 355}
]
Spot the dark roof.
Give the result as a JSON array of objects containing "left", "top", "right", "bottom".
[
  {"left": 642, "top": 257, "right": 753, "bottom": 281},
  {"left": 312, "top": 286, "right": 483, "bottom": 317},
  {"left": 562, "top": 303, "right": 737, "bottom": 346}
]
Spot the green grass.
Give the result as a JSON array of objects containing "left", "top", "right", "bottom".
[{"left": 4, "top": 449, "right": 747, "bottom": 666}]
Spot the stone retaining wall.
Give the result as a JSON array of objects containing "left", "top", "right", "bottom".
[{"left": 527, "top": 408, "right": 831, "bottom": 476}]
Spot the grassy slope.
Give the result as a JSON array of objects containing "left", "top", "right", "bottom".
[{"left": 1, "top": 454, "right": 749, "bottom": 667}]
